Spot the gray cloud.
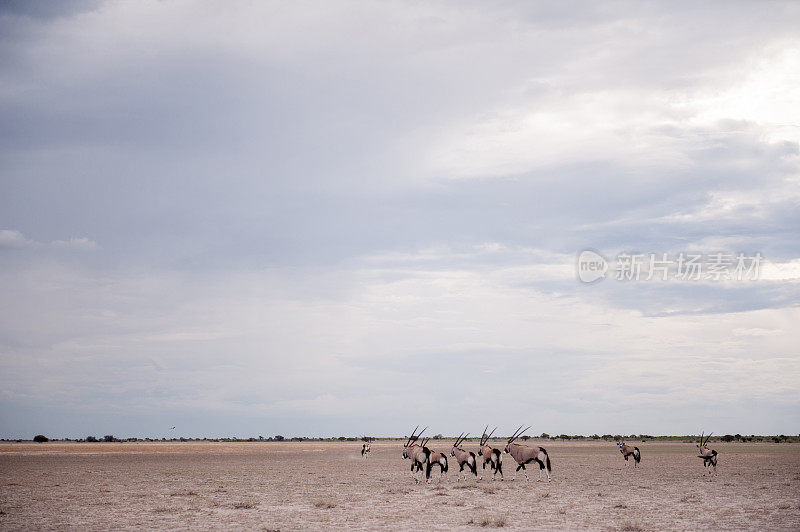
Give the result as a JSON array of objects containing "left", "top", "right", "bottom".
[{"left": 1, "top": 1, "right": 799, "bottom": 438}]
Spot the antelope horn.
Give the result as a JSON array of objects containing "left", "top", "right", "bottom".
[
  {"left": 487, "top": 426, "right": 497, "bottom": 441},
  {"left": 480, "top": 424, "right": 489, "bottom": 446},
  {"left": 454, "top": 432, "right": 464, "bottom": 447},
  {"left": 508, "top": 424, "right": 524, "bottom": 443},
  {"left": 699, "top": 431, "right": 704, "bottom": 446},
  {"left": 405, "top": 425, "right": 419, "bottom": 447},
  {"left": 704, "top": 432, "right": 713, "bottom": 446}
]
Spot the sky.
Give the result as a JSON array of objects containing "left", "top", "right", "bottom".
[{"left": 1, "top": 0, "right": 799, "bottom": 439}]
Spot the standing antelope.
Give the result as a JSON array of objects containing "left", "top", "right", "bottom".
[
  {"left": 617, "top": 440, "right": 641, "bottom": 468},
  {"left": 697, "top": 432, "right": 718, "bottom": 475},
  {"left": 402, "top": 426, "right": 429, "bottom": 483},
  {"left": 361, "top": 442, "right": 371, "bottom": 458},
  {"left": 451, "top": 432, "right": 477, "bottom": 481},
  {"left": 478, "top": 425, "right": 503, "bottom": 480},
  {"left": 504, "top": 425, "right": 552, "bottom": 481},
  {"left": 420, "top": 438, "right": 448, "bottom": 482}
]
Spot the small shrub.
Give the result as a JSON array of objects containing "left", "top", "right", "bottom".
[
  {"left": 467, "top": 513, "right": 507, "bottom": 527},
  {"left": 233, "top": 501, "right": 257, "bottom": 509},
  {"left": 619, "top": 520, "right": 644, "bottom": 531},
  {"left": 86, "top": 436, "right": 98, "bottom": 442},
  {"left": 33, "top": 435, "right": 48, "bottom": 443},
  {"left": 312, "top": 496, "right": 337, "bottom": 509}
]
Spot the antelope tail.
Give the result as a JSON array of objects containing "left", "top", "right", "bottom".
[
  {"left": 544, "top": 448, "right": 552, "bottom": 472},
  {"left": 633, "top": 447, "right": 641, "bottom": 464},
  {"left": 442, "top": 455, "right": 449, "bottom": 473}
]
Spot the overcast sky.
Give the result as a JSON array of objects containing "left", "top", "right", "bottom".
[{"left": 1, "top": 1, "right": 799, "bottom": 439}]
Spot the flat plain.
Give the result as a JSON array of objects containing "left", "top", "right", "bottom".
[{"left": 1, "top": 440, "right": 798, "bottom": 530}]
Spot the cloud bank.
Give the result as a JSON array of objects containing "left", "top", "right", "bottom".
[{"left": 1, "top": 1, "right": 798, "bottom": 438}]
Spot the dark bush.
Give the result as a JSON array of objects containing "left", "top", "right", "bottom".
[
  {"left": 33, "top": 434, "right": 48, "bottom": 443},
  {"left": 722, "top": 434, "right": 735, "bottom": 442},
  {"left": 274, "top": 435, "right": 284, "bottom": 441},
  {"left": 540, "top": 433, "right": 550, "bottom": 439},
  {"left": 86, "top": 436, "right": 98, "bottom": 442}
]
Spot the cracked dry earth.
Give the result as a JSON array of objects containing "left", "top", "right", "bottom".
[{"left": 1, "top": 440, "right": 799, "bottom": 530}]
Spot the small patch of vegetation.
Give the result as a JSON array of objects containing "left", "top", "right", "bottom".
[
  {"left": 619, "top": 520, "right": 644, "bottom": 531},
  {"left": 33, "top": 435, "right": 48, "bottom": 443},
  {"left": 233, "top": 501, "right": 257, "bottom": 509},
  {"left": 613, "top": 503, "right": 628, "bottom": 509},
  {"left": 170, "top": 490, "right": 198, "bottom": 497},
  {"left": 467, "top": 513, "right": 507, "bottom": 527},
  {"left": 312, "top": 496, "right": 337, "bottom": 509}
]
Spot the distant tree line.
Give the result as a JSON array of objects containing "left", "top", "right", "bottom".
[{"left": 9, "top": 433, "right": 799, "bottom": 443}]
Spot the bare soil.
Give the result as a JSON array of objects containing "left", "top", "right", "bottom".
[{"left": 1, "top": 440, "right": 798, "bottom": 530}]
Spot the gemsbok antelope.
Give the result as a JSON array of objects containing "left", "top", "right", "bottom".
[
  {"left": 402, "top": 426, "right": 429, "bottom": 483},
  {"left": 697, "top": 432, "right": 718, "bottom": 475},
  {"left": 504, "top": 425, "right": 552, "bottom": 481},
  {"left": 617, "top": 440, "right": 641, "bottom": 468},
  {"left": 361, "top": 442, "right": 371, "bottom": 458},
  {"left": 420, "top": 438, "right": 448, "bottom": 482},
  {"left": 478, "top": 425, "right": 503, "bottom": 480},
  {"left": 451, "top": 432, "right": 478, "bottom": 481}
]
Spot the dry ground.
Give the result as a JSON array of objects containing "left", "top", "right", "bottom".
[{"left": 1, "top": 440, "right": 799, "bottom": 530}]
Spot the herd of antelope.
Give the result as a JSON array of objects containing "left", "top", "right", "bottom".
[{"left": 389, "top": 425, "right": 718, "bottom": 483}]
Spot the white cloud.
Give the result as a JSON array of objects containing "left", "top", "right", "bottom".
[
  {"left": 51, "top": 236, "right": 97, "bottom": 250},
  {"left": 0, "top": 229, "right": 35, "bottom": 248}
]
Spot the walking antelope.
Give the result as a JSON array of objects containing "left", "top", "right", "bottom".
[
  {"left": 697, "top": 432, "right": 718, "bottom": 475},
  {"left": 451, "top": 432, "right": 478, "bottom": 481},
  {"left": 420, "top": 438, "right": 449, "bottom": 481},
  {"left": 361, "top": 442, "right": 371, "bottom": 457},
  {"left": 478, "top": 425, "right": 503, "bottom": 480},
  {"left": 402, "top": 426, "right": 429, "bottom": 483},
  {"left": 504, "top": 425, "right": 552, "bottom": 481},
  {"left": 617, "top": 440, "right": 641, "bottom": 468}
]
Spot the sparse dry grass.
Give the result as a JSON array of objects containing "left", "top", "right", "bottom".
[
  {"left": 0, "top": 440, "right": 798, "bottom": 529},
  {"left": 170, "top": 489, "right": 198, "bottom": 497},
  {"left": 467, "top": 513, "right": 507, "bottom": 527},
  {"left": 232, "top": 501, "right": 257, "bottom": 510},
  {"left": 619, "top": 519, "right": 644, "bottom": 531},
  {"left": 311, "top": 495, "right": 337, "bottom": 509}
]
